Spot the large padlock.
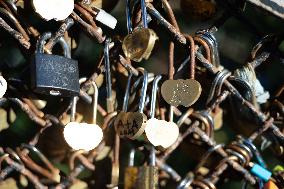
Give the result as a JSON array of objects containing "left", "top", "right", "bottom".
[{"left": 31, "top": 32, "right": 80, "bottom": 97}]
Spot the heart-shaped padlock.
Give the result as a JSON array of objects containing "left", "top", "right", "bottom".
[
  {"left": 122, "top": 0, "right": 158, "bottom": 62},
  {"left": 64, "top": 122, "right": 103, "bottom": 151},
  {"left": 161, "top": 36, "right": 202, "bottom": 107},
  {"left": 122, "top": 28, "right": 158, "bottom": 62},
  {"left": 114, "top": 68, "right": 149, "bottom": 140},
  {"left": 145, "top": 118, "right": 179, "bottom": 148},
  {"left": 63, "top": 82, "right": 103, "bottom": 151},
  {"left": 161, "top": 79, "right": 202, "bottom": 107},
  {"left": 145, "top": 75, "right": 179, "bottom": 148},
  {"left": 114, "top": 112, "right": 147, "bottom": 139}
]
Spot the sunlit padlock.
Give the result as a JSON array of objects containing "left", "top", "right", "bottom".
[
  {"left": 161, "top": 40, "right": 202, "bottom": 107},
  {"left": 124, "top": 149, "right": 139, "bottom": 189},
  {"left": 137, "top": 147, "right": 159, "bottom": 189},
  {"left": 114, "top": 68, "right": 148, "bottom": 140},
  {"left": 32, "top": 0, "right": 74, "bottom": 21},
  {"left": 122, "top": 0, "right": 158, "bottom": 62},
  {"left": 145, "top": 75, "right": 179, "bottom": 149},
  {"left": 31, "top": 32, "right": 80, "bottom": 97},
  {"left": 0, "top": 75, "right": 7, "bottom": 98},
  {"left": 64, "top": 82, "right": 103, "bottom": 151}
]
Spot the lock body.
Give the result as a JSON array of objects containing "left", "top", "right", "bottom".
[
  {"left": 137, "top": 166, "right": 159, "bottom": 189},
  {"left": 124, "top": 167, "right": 139, "bottom": 189},
  {"left": 31, "top": 53, "right": 80, "bottom": 97}
]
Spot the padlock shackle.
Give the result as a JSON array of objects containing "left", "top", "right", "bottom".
[
  {"left": 149, "top": 146, "right": 156, "bottom": 166},
  {"left": 91, "top": 82, "right": 98, "bottom": 124},
  {"left": 125, "top": 0, "right": 133, "bottom": 33},
  {"left": 104, "top": 38, "right": 112, "bottom": 100},
  {"left": 137, "top": 67, "right": 148, "bottom": 113},
  {"left": 70, "top": 97, "right": 78, "bottom": 122},
  {"left": 140, "top": 0, "right": 148, "bottom": 28},
  {"left": 150, "top": 75, "right": 162, "bottom": 119},
  {"left": 36, "top": 32, "right": 52, "bottom": 54},
  {"left": 122, "top": 67, "right": 133, "bottom": 112},
  {"left": 36, "top": 32, "right": 71, "bottom": 58},
  {"left": 128, "top": 148, "right": 135, "bottom": 166},
  {"left": 196, "top": 31, "right": 220, "bottom": 67},
  {"left": 56, "top": 37, "right": 71, "bottom": 59}
]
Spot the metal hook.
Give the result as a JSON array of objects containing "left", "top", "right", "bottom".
[
  {"left": 126, "top": 0, "right": 133, "bottom": 33},
  {"left": 137, "top": 67, "right": 148, "bottom": 113},
  {"left": 104, "top": 38, "right": 114, "bottom": 113},
  {"left": 150, "top": 75, "right": 162, "bottom": 119},
  {"left": 140, "top": 0, "right": 148, "bottom": 28},
  {"left": 177, "top": 172, "right": 194, "bottom": 189},
  {"left": 206, "top": 69, "right": 231, "bottom": 105},
  {"left": 91, "top": 82, "right": 98, "bottom": 124},
  {"left": 196, "top": 31, "right": 220, "bottom": 68}
]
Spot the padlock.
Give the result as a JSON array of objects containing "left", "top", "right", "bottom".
[
  {"left": 114, "top": 68, "right": 148, "bottom": 140},
  {"left": 31, "top": 32, "right": 80, "bottom": 97},
  {"left": 122, "top": 0, "right": 158, "bottom": 62},
  {"left": 0, "top": 75, "right": 7, "bottom": 98},
  {"left": 145, "top": 75, "right": 179, "bottom": 149},
  {"left": 64, "top": 82, "right": 103, "bottom": 151},
  {"left": 124, "top": 149, "right": 139, "bottom": 189},
  {"left": 137, "top": 147, "right": 159, "bottom": 189},
  {"left": 161, "top": 36, "right": 202, "bottom": 107}
]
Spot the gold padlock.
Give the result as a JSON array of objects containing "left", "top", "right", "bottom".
[
  {"left": 124, "top": 149, "right": 139, "bottom": 189},
  {"left": 122, "top": 0, "right": 158, "bottom": 62},
  {"left": 137, "top": 147, "right": 159, "bottom": 189},
  {"left": 122, "top": 28, "right": 158, "bottom": 62}
]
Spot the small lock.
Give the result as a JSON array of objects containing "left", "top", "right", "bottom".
[
  {"left": 137, "top": 147, "right": 159, "bottom": 189},
  {"left": 122, "top": 0, "right": 158, "bottom": 62},
  {"left": 124, "top": 149, "right": 139, "bottom": 189},
  {"left": 31, "top": 32, "right": 80, "bottom": 97}
]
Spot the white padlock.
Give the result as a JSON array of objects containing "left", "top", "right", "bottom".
[
  {"left": 0, "top": 76, "right": 7, "bottom": 98},
  {"left": 64, "top": 82, "right": 103, "bottom": 151},
  {"left": 144, "top": 75, "right": 179, "bottom": 148},
  {"left": 32, "top": 0, "right": 74, "bottom": 21}
]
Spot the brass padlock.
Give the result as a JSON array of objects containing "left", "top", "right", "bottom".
[
  {"left": 122, "top": 0, "right": 158, "bottom": 62},
  {"left": 161, "top": 36, "right": 202, "bottom": 107},
  {"left": 137, "top": 147, "right": 159, "bottom": 189},
  {"left": 124, "top": 149, "right": 139, "bottom": 189},
  {"left": 114, "top": 68, "right": 148, "bottom": 140}
]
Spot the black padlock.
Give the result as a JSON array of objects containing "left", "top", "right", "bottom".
[{"left": 31, "top": 32, "right": 80, "bottom": 97}]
